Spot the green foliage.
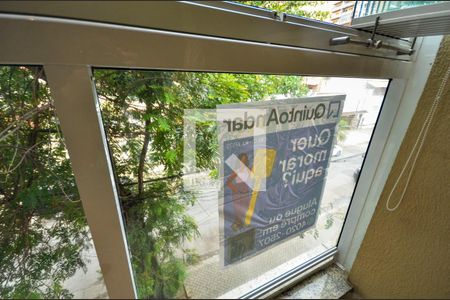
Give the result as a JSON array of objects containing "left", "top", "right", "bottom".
[
  {"left": 325, "top": 215, "right": 334, "bottom": 230},
  {"left": 124, "top": 179, "right": 198, "bottom": 298},
  {"left": 239, "top": 1, "right": 330, "bottom": 21},
  {"left": 183, "top": 249, "right": 201, "bottom": 266},
  {"left": 0, "top": 66, "right": 89, "bottom": 298},
  {"left": 1, "top": 65, "right": 309, "bottom": 299},
  {"left": 337, "top": 118, "right": 350, "bottom": 142},
  {"left": 96, "top": 70, "right": 308, "bottom": 178}
]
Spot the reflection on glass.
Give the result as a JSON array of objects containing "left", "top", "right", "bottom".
[
  {"left": 0, "top": 66, "right": 107, "bottom": 298},
  {"left": 94, "top": 69, "right": 388, "bottom": 298},
  {"left": 236, "top": 1, "right": 332, "bottom": 22},
  {"left": 354, "top": 1, "right": 444, "bottom": 18},
  {"left": 235, "top": 1, "right": 357, "bottom": 26}
]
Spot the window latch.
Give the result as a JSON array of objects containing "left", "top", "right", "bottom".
[
  {"left": 329, "top": 35, "right": 414, "bottom": 56},
  {"left": 329, "top": 17, "right": 414, "bottom": 56}
]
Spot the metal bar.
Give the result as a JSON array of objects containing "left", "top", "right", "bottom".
[
  {"left": 370, "top": 18, "right": 450, "bottom": 28},
  {"left": 363, "top": 17, "right": 450, "bottom": 35},
  {"left": 386, "top": 1, "right": 392, "bottom": 12},
  {"left": 0, "top": 0, "right": 412, "bottom": 60},
  {"left": 0, "top": 14, "right": 411, "bottom": 79},
  {"left": 329, "top": 35, "right": 414, "bottom": 55},
  {"left": 381, "top": 1, "right": 387, "bottom": 14},
  {"left": 373, "top": 21, "right": 450, "bottom": 31},
  {"left": 352, "top": 0, "right": 358, "bottom": 20},
  {"left": 359, "top": 1, "right": 365, "bottom": 18},
  {"left": 44, "top": 65, "right": 137, "bottom": 299},
  {"left": 375, "top": 1, "right": 381, "bottom": 14}
]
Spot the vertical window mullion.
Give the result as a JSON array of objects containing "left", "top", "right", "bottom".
[{"left": 44, "top": 64, "right": 137, "bottom": 299}]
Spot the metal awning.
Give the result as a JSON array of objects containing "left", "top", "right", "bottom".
[{"left": 352, "top": 2, "right": 450, "bottom": 38}]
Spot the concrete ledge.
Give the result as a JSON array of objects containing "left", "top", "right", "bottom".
[{"left": 280, "top": 264, "right": 352, "bottom": 299}]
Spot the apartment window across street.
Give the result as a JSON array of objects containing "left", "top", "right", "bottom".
[{"left": 0, "top": 1, "right": 445, "bottom": 299}]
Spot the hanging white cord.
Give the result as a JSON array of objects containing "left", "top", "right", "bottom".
[{"left": 386, "top": 65, "right": 450, "bottom": 212}]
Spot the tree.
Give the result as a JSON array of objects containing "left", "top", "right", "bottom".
[
  {"left": 0, "top": 66, "right": 89, "bottom": 298},
  {"left": 239, "top": 1, "right": 330, "bottom": 21}
]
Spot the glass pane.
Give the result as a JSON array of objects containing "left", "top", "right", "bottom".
[
  {"left": 0, "top": 66, "right": 107, "bottom": 298},
  {"left": 94, "top": 69, "right": 388, "bottom": 298},
  {"left": 354, "top": 1, "right": 444, "bottom": 18},
  {"left": 234, "top": 1, "right": 356, "bottom": 26}
]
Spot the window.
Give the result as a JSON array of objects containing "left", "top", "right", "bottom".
[
  {"left": 0, "top": 2, "right": 435, "bottom": 298},
  {"left": 94, "top": 69, "right": 388, "bottom": 298}
]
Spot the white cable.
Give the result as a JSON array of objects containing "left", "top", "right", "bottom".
[{"left": 386, "top": 65, "right": 450, "bottom": 212}]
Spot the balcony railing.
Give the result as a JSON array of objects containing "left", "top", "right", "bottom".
[
  {"left": 351, "top": 1, "right": 450, "bottom": 38},
  {"left": 353, "top": 1, "right": 444, "bottom": 19}
]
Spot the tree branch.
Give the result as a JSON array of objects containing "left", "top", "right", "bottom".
[
  {"left": 0, "top": 102, "right": 52, "bottom": 143},
  {"left": 137, "top": 119, "right": 151, "bottom": 197}
]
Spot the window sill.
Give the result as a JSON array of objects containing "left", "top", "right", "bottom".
[{"left": 279, "top": 264, "right": 352, "bottom": 299}]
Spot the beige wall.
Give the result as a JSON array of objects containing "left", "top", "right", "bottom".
[{"left": 348, "top": 36, "right": 450, "bottom": 298}]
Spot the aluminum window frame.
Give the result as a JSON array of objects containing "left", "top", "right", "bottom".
[
  {"left": 0, "top": 0, "right": 413, "bottom": 60},
  {"left": 0, "top": 3, "right": 441, "bottom": 298}
]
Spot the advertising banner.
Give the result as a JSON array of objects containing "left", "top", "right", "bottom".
[{"left": 218, "top": 95, "right": 345, "bottom": 266}]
